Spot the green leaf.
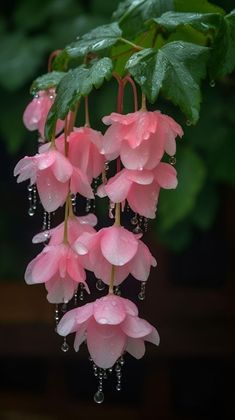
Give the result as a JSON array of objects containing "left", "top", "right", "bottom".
[
  {"left": 45, "top": 57, "right": 113, "bottom": 139},
  {"left": 154, "top": 11, "right": 222, "bottom": 33},
  {"left": 158, "top": 147, "right": 206, "bottom": 231},
  {"left": 126, "top": 41, "right": 209, "bottom": 123},
  {"left": 30, "top": 71, "right": 66, "bottom": 93},
  {"left": 113, "top": 0, "right": 174, "bottom": 36},
  {"left": 209, "top": 10, "right": 235, "bottom": 78},
  {"left": 65, "top": 22, "right": 122, "bottom": 59},
  {"left": 174, "top": 0, "right": 225, "bottom": 15}
]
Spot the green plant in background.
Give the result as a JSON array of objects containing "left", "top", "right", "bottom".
[{"left": 1, "top": 0, "right": 235, "bottom": 279}]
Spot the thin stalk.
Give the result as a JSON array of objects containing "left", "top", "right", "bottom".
[
  {"left": 119, "top": 37, "right": 143, "bottom": 51},
  {"left": 84, "top": 96, "right": 90, "bottom": 127},
  {"left": 141, "top": 92, "right": 147, "bottom": 111},
  {"left": 48, "top": 49, "right": 62, "bottom": 72},
  {"left": 63, "top": 195, "right": 70, "bottom": 244}
]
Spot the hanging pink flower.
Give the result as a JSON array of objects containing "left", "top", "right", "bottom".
[
  {"left": 23, "top": 89, "right": 64, "bottom": 138},
  {"left": 25, "top": 243, "right": 88, "bottom": 303},
  {"left": 101, "top": 110, "right": 183, "bottom": 170},
  {"left": 56, "top": 127, "right": 105, "bottom": 183},
  {"left": 57, "top": 294, "right": 160, "bottom": 368},
  {"left": 97, "top": 163, "right": 178, "bottom": 219},
  {"left": 74, "top": 225, "right": 156, "bottom": 285},
  {"left": 14, "top": 144, "right": 94, "bottom": 212},
  {"left": 32, "top": 214, "right": 97, "bottom": 245},
  {"left": 14, "top": 147, "right": 73, "bottom": 212}
]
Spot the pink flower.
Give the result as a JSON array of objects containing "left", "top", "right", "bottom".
[
  {"left": 32, "top": 214, "right": 97, "bottom": 245},
  {"left": 97, "top": 163, "right": 178, "bottom": 219},
  {"left": 56, "top": 127, "right": 105, "bottom": 183},
  {"left": 74, "top": 225, "right": 156, "bottom": 285},
  {"left": 25, "top": 243, "right": 88, "bottom": 303},
  {"left": 102, "top": 110, "right": 183, "bottom": 170},
  {"left": 23, "top": 89, "right": 64, "bottom": 138},
  {"left": 14, "top": 147, "right": 73, "bottom": 212},
  {"left": 57, "top": 294, "right": 160, "bottom": 368}
]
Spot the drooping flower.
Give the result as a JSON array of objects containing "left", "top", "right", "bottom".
[
  {"left": 101, "top": 110, "right": 183, "bottom": 170},
  {"left": 97, "top": 163, "right": 178, "bottom": 219},
  {"left": 56, "top": 127, "right": 105, "bottom": 183},
  {"left": 23, "top": 89, "right": 64, "bottom": 138},
  {"left": 14, "top": 147, "right": 74, "bottom": 212},
  {"left": 25, "top": 243, "right": 88, "bottom": 304},
  {"left": 14, "top": 147, "right": 73, "bottom": 212},
  {"left": 14, "top": 144, "right": 94, "bottom": 212},
  {"left": 32, "top": 214, "right": 97, "bottom": 245},
  {"left": 57, "top": 294, "right": 160, "bottom": 368},
  {"left": 74, "top": 225, "right": 156, "bottom": 285}
]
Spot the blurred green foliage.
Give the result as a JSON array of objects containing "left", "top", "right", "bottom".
[{"left": 1, "top": 0, "right": 235, "bottom": 279}]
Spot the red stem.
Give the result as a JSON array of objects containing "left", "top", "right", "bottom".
[
  {"left": 123, "top": 75, "right": 138, "bottom": 112},
  {"left": 48, "top": 49, "right": 62, "bottom": 72}
]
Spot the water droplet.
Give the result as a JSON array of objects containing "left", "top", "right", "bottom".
[
  {"left": 169, "top": 156, "right": 176, "bottom": 165},
  {"left": 116, "top": 384, "right": 121, "bottom": 391},
  {"left": 133, "top": 225, "right": 143, "bottom": 234},
  {"left": 28, "top": 208, "right": 35, "bottom": 216},
  {"left": 94, "top": 391, "right": 104, "bottom": 404},
  {"left": 96, "top": 279, "right": 105, "bottom": 291},
  {"left": 131, "top": 215, "right": 138, "bottom": 225},
  {"left": 186, "top": 120, "right": 192, "bottom": 126},
  {"left": 61, "top": 339, "right": 69, "bottom": 353},
  {"left": 27, "top": 185, "right": 33, "bottom": 192},
  {"left": 210, "top": 79, "right": 216, "bottom": 88},
  {"left": 98, "top": 317, "right": 108, "bottom": 324}
]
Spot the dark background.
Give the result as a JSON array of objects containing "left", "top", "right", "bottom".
[{"left": 0, "top": 0, "right": 235, "bottom": 419}]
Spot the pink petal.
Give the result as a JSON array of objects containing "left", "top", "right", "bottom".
[
  {"left": 23, "top": 98, "right": 42, "bottom": 131},
  {"left": 101, "top": 170, "right": 132, "bottom": 203},
  {"left": 70, "top": 168, "right": 94, "bottom": 199},
  {"left": 93, "top": 295, "right": 126, "bottom": 325},
  {"left": 144, "top": 326, "right": 160, "bottom": 345},
  {"left": 102, "top": 112, "right": 137, "bottom": 126},
  {"left": 74, "top": 322, "right": 88, "bottom": 351},
  {"left": 67, "top": 249, "right": 86, "bottom": 283},
  {"left": 127, "top": 169, "right": 154, "bottom": 185},
  {"left": 74, "top": 231, "right": 99, "bottom": 255},
  {"left": 143, "top": 131, "right": 165, "bottom": 170},
  {"left": 129, "top": 240, "right": 157, "bottom": 281},
  {"left": 154, "top": 162, "right": 178, "bottom": 189},
  {"left": 128, "top": 182, "right": 160, "bottom": 219},
  {"left": 25, "top": 246, "right": 61, "bottom": 284},
  {"left": 32, "top": 230, "right": 51, "bottom": 243},
  {"left": 100, "top": 226, "right": 138, "bottom": 266},
  {"left": 52, "top": 151, "right": 73, "bottom": 182},
  {"left": 101, "top": 124, "right": 122, "bottom": 159},
  {"left": 37, "top": 150, "right": 56, "bottom": 170},
  {"left": 45, "top": 276, "right": 76, "bottom": 303},
  {"left": 87, "top": 320, "right": 126, "bottom": 368},
  {"left": 126, "top": 337, "right": 145, "bottom": 359},
  {"left": 120, "top": 140, "right": 150, "bottom": 170},
  {"left": 37, "top": 168, "right": 69, "bottom": 212},
  {"left": 114, "top": 264, "right": 131, "bottom": 285},
  {"left": 119, "top": 297, "right": 138, "bottom": 316},
  {"left": 121, "top": 314, "right": 152, "bottom": 338},
  {"left": 77, "top": 214, "right": 97, "bottom": 227},
  {"left": 57, "top": 303, "right": 94, "bottom": 336}
]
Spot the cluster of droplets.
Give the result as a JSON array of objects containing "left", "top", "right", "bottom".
[
  {"left": 91, "top": 355, "right": 125, "bottom": 403},
  {"left": 27, "top": 184, "right": 37, "bottom": 216}
]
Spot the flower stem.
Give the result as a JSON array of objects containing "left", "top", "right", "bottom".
[
  {"left": 109, "top": 265, "right": 115, "bottom": 294},
  {"left": 123, "top": 75, "right": 138, "bottom": 112},
  {"left": 141, "top": 92, "right": 147, "bottom": 111},
  {"left": 114, "top": 202, "right": 121, "bottom": 226},
  {"left": 47, "top": 49, "right": 62, "bottom": 72},
  {"left": 84, "top": 96, "right": 90, "bottom": 127},
  {"left": 119, "top": 37, "right": 143, "bottom": 51},
  {"left": 63, "top": 195, "right": 70, "bottom": 244}
]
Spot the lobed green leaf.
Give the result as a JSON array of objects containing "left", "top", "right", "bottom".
[{"left": 30, "top": 71, "right": 66, "bottom": 94}]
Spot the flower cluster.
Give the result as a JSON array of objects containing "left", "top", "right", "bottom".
[{"left": 14, "top": 81, "right": 183, "bottom": 401}]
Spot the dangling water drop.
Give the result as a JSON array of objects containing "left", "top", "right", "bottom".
[
  {"left": 96, "top": 279, "right": 105, "bottom": 291},
  {"left": 138, "top": 281, "right": 146, "bottom": 301},
  {"left": 133, "top": 224, "right": 143, "bottom": 234},
  {"left": 61, "top": 337, "right": 69, "bottom": 352},
  {"left": 74, "top": 291, "right": 78, "bottom": 306},
  {"left": 54, "top": 304, "right": 59, "bottom": 332},
  {"left": 85, "top": 199, "right": 91, "bottom": 213},
  {"left": 169, "top": 156, "right": 176, "bottom": 165},
  {"left": 186, "top": 120, "right": 192, "bottom": 126},
  {"left": 32, "top": 185, "right": 37, "bottom": 210},
  {"left": 94, "top": 391, "right": 104, "bottom": 404},
  {"left": 131, "top": 214, "right": 138, "bottom": 225},
  {"left": 28, "top": 207, "right": 35, "bottom": 217},
  {"left": 144, "top": 217, "right": 148, "bottom": 233},
  {"left": 114, "top": 286, "right": 121, "bottom": 296},
  {"left": 79, "top": 283, "right": 84, "bottom": 301},
  {"left": 109, "top": 202, "right": 115, "bottom": 219},
  {"left": 61, "top": 303, "right": 67, "bottom": 313},
  {"left": 115, "top": 362, "right": 122, "bottom": 392},
  {"left": 210, "top": 79, "right": 216, "bottom": 87}
]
